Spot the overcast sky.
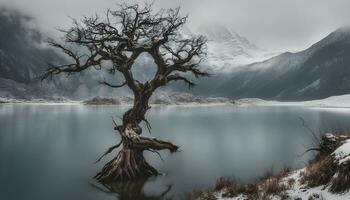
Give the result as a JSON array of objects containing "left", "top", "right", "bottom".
[{"left": 2, "top": 0, "right": 350, "bottom": 52}]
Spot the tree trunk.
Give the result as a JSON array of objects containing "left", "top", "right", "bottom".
[
  {"left": 95, "top": 147, "right": 158, "bottom": 182},
  {"left": 95, "top": 89, "right": 178, "bottom": 183}
]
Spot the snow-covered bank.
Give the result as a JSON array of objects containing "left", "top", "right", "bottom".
[
  {"left": 236, "top": 94, "right": 350, "bottom": 108},
  {"left": 4, "top": 94, "right": 350, "bottom": 108},
  {"left": 0, "top": 97, "right": 80, "bottom": 105},
  {"left": 191, "top": 133, "right": 350, "bottom": 200}
]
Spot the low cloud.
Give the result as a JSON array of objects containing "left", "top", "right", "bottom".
[{"left": 1, "top": 0, "right": 350, "bottom": 52}]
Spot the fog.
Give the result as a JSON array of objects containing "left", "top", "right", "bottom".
[{"left": 1, "top": 0, "right": 350, "bottom": 52}]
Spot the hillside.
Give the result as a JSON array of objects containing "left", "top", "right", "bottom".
[{"left": 210, "top": 27, "right": 350, "bottom": 100}]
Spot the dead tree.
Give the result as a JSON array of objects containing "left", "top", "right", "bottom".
[{"left": 42, "top": 3, "right": 208, "bottom": 183}]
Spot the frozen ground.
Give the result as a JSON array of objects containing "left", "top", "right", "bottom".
[
  {"left": 215, "top": 134, "right": 350, "bottom": 200},
  {"left": 236, "top": 94, "right": 350, "bottom": 108},
  {"left": 3, "top": 94, "right": 350, "bottom": 108}
]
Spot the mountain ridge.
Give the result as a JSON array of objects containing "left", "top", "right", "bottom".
[{"left": 206, "top": 26, "right": 350, "bottom": 100}]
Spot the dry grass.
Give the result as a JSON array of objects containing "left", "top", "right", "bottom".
[
  {"left": 192, "top": 167, "right": 292, "bottom": 199},
  {"left": 259, "top": 166, "right": 291, "bottom": 181},
  {"left": 329, "top": 162, "right": 350, "bottom": 193},
  {"left": 214, "top": 177, "right": 235, "bottom": 191},
  {"left": 300, "top": 155, "right": 336, "bottom": 187},
  {"left": 287, "top": 178, "right": 295, "bottom": 187},
  {"left": 332, "top": 128, "right": 350, "bottom": 137},
  {"left": 301, "top": 130, "right": 350, "bottom": 193},
  {"left": 189, "top": 131, "right": 350, "bottom": 199},
  {"left": 186, "top": 190, "right": 217, "bottom": 200},
  {"left": 214, "top": 177, "right": 259, "bottom": 198},
  {"left": 262, "top": 178, "right": 288, "bottom": 195}
]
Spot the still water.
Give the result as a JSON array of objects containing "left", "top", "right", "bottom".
[{"left": 1, "top": 104, "right": 350, "bottom": 200}]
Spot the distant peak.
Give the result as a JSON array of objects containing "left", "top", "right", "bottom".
[
  {"left": 307, "top": 26, "right": 350, "bottom": 51},
  {"left": 335, "top": 26, "right": 350, "bottom": 33},
  {"left": 196, "top": 23, "right": 233, "bottom": 41},
  {"left": 195, "top": 23, "right": 259, "bottom": 50},
  {"left": 328, "top": 26, "right": 350, "bottom": 41}
]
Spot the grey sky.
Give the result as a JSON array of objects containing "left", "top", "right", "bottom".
[{"left": 2, "top": 0, "right": 350, "bottom": 52}]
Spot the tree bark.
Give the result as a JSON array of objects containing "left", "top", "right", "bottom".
[{"left": 95, "top": 91, "right": 178, "bottom": 183}]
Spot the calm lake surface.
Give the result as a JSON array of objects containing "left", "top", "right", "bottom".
[{"left": 1, "top": 104, "right": 350, "bottom": 200}]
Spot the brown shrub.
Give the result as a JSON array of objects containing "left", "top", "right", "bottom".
[
  {"left": 186, "top": 190, "right": 217, "bottom": 200},
  {"left": 214, "top": 177, "right": 235, "bottom": 191},
  {"left": 212, "top": 177, "right": 260, "bottom": 198},
  {"left": 259, "top": 166, "right": 291, "bottom": 181},
  {"left": 262, "top": 178, "right": 288, "bottom": 195},
  {"left": 287, "top": 178, "right": 295, "bottom": 187},
  {"left": 300, "top": 155, "right": 336, "bottom": 187},
  {"left": 329, "top": 162, "right": 350, "bottom": 193}
]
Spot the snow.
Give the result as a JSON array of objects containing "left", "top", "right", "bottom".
[
  {"left": 236, "top": 94, "right": 350, "bottom": 108},
  {"left": 298, "top": 79, "right": 320, "bottom": 93},
  {"left": 216, "top": 170, "right": 350, "bottom": 200},
  {"left": 194, "top": 24, "right": 278, "bottom": 73},
  {"left": 216, "top": 139, "right": 350, "bottom": 200},
  {"left": 332, "top": 139, "right": 350, "bottom": 165},
  {"left": 281, "top": 170, "right": 350, "bottom": 200},
  {"left": 0, "top": 97, "right": 80, "bottom": 105}
]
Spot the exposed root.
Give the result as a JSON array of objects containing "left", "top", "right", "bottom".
[
  {"left": 94, "top": 140, "right": 123, "bottom": 163},
  {"left": 95, "top": 148, "right": 158, "bottom": 182},
  {"left": 130, "top": 136, "right": 179, "bottom": 152}
]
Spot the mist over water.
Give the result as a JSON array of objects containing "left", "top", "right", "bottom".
[{"left": 1, "top": 104, "right": 350, "bottom": 199}]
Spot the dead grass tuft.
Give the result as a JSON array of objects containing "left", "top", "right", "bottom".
[
  {"left": 186, "top": 189, "right": 217, "bottom": 200},
  {"left": 189, "top": 131, "right": 350, "bottom": 199},
  {"left": 262, "top": 178, "right": 288, "bottom": 195},
  {"left": 329, "top": 162, "right": 350, "bottom": 193},
  {"left": 300, "top": 155, "right": 336, "bottom": 187}
]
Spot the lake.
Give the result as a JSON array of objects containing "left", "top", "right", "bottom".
[{"left": 1, "top": 104, "right": 350, "bottom": 200}]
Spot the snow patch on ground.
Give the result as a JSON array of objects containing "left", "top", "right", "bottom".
[
  {"left": 236, "top": 94, "right": 350, "bottom": 108},
  {"left": 298, "top": 79, "right": 320, "bottom": 93},
  {"left": 333, "top": 139, "right": 350, "bottom": 165},
  {"left": 0, "top": 97, "right": 80, "bottom": 105},
  {"left": 214, "top": 136, "right": 350, "bottom": 200}
]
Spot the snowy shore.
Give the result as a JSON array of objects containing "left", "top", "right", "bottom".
[
  {"left": 190, "top": 133, "right": 350, "bottom": 200},
  {"left": 3, "top": 94, "right": 350, "bottom": 108},
  {"left": 236, "top": 94, "right": 350, "bottom": 108}
]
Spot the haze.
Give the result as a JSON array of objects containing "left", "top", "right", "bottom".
[{"left": 1, "top": 0, "right": 350, "bottom": 52}]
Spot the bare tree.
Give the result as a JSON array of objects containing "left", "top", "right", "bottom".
[{"left": 42, "top": 3, "right": 208, "bottom": 182}]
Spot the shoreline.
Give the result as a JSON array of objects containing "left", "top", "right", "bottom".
[
  {"left": 189, "top": 133, "right": 350, "bottom": 200},
  {"left": 3, "top": 94, "right": 350, "bottom": 108}
]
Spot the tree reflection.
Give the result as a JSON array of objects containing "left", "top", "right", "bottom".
[{"left": 91, "top": 179, "right": 173, "bottom": 200}]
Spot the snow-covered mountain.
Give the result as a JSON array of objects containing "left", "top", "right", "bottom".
[
  {"left": 194, "top": 24, "right": 276, "bottom": 72},
  {"left": 193, "top": 27, "right": 350, "bottom": 100},
  {"left": 0, "top": 9, "right": 81, "bottom": 99}
]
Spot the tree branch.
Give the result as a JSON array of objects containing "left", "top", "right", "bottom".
[
  {"left": 167, "top": 74, "right": 196, "bottom": 89},
  {"left": 99, "top": 80, "right": 127, "bottom": 88},
  {"left": 94, "top": 140, "right": 123, "bottom": 163}
]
